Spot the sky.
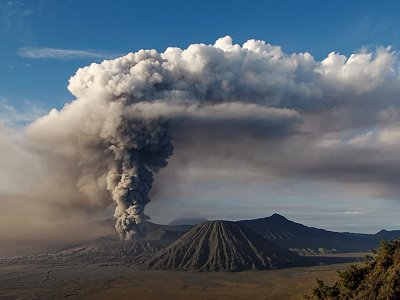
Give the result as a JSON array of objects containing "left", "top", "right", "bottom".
[
  {"left": 2, "top": 0, "right": 400, "bottom": 113},
  {"left": 2, "top": 0, "right": 400, "bottom": 245}
]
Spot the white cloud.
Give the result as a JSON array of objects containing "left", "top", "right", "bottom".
[{"left": 18, "top": 47, "right": 122, "bottom": 60}]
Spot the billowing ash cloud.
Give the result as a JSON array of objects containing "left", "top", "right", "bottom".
[
  {"left": 108, "top": 120, "right": 173, "bottom": 239},
  {"left": 17, "top": 36, "right": 400, "bottom": 239}
]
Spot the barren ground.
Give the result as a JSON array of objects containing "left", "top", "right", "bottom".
[{"left": 0, "top": 260, "right": 361, "bottom": 300}]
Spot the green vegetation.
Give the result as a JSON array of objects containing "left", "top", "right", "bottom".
[{"left": 305, "top": 240, "right": 400, "bottom": 299}]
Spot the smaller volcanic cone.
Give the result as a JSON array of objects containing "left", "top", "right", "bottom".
[{"left": 143, "top": 220, "right": 302, "bottom": 271}]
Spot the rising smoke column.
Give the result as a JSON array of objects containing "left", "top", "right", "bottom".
[
  {"left": 106, "top": 119, "right": 173, "bottom": 240},
  {"left": 54, "top": 49, "right": 177, "bottom": 241}
]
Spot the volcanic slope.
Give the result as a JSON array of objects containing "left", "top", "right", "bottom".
[
  {"left": 4, "top": 221, "right": 192, "bottom": 265},
  {"left": 143, "top": 220, "right": 302, "bottom": 271},
  {"left": 3, "top": 237, "right": 164, "bottom": 265}
]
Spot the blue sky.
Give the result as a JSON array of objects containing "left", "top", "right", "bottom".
[
  {"left": 2, "top": 0, "right": 400, "bottom": 233},
  {"left": 2, "top": 0, "right": 400, "bottom": 112}
]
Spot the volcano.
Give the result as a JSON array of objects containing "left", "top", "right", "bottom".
[{"left": 143, "top": 220, "right": 302, "bottom": 271}]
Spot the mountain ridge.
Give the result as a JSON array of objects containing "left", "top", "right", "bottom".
[
  {"left": 239, "top": 214, "right": 400, "bottom": 253},
  {"left": 3, "top": 214, "right": 400, "bottom": 267}
]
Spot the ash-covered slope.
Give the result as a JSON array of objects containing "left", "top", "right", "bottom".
[
  {"left": 4, "top": 237, "right": 163, "bottom": 264},
  {"left": 143, "top": 220, "right": 301, "bottom": 271},
  {"left": 4, "top": 221, "right": 192, "bottom": 265},
  {"left": 50, "top": 237, "right": 165, "bottom": 263}
]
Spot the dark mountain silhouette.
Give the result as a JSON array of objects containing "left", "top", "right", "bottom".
[
  {"left": 374, "top": 229, "right": 400, "bottom": 240},
  {"left": 239, "top": 214, "right": 400, "bottom": 253},
  {"left": 143, "top": 220, "right": 302, "bottom": 271}
]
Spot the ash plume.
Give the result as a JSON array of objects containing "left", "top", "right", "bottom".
[
  {"left": 10, "top": 36, "right": 400, "bottom": 241},
  {"left": 107, "top": 119, "right": 173, "bottom": 239},
  {"left": 25, "top": 36, "right": 304, "bottom": 240}
]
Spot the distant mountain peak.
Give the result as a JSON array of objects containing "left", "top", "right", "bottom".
[{"left": 270, "top": 213, "right": 288, "bottom": 220}]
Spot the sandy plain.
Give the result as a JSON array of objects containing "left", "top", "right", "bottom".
[{"left": 0, "top": 261, "right": 361, "bottom": 300}]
